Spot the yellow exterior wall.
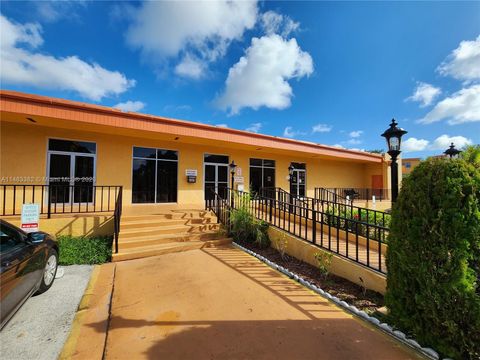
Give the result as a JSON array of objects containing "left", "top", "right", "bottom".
[
  {"left": 5, "top": 215, "right": 113, "bottom": 237},
  {"left": 402, "top": 158, "right": 421, "bottom": 175},
  {"left": 268, "top": 227, "right": 386, "bottom": 294},
  {"left": 1, "top": 121, "right": 386, "bottom": 212}
]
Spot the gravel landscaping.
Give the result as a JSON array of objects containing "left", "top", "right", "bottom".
[{"left": 0, "top": 265, "right": 93, "bottom": 360}]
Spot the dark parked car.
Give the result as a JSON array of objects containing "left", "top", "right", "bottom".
[{"left": 0, "top": 219, "right": 59, "bottom": 329}]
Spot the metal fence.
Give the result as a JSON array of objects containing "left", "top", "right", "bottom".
[
  {"left": 207, "top": 187, "right": 389, "bottom": 274},
  {"left": 316, "top": 187, "right": 391, "bottom": 201}
]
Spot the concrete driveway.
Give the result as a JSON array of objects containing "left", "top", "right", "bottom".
[
  {"left": 100, "top": 246, "right": 422, "bottom": 360},
  {"left": 1, "top": 265, "right": 93, "bottom": 360}
]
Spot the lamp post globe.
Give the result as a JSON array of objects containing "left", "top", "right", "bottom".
[
  {"left": 381, "top": 119, "right": 407, "bottom": 203},
  {"left": 444, "top": 142, "right": 462, "bottom": 158}
]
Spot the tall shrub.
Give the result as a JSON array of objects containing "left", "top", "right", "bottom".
[{"left": 386, "top": 157, "right": 480, "bottom": 359}]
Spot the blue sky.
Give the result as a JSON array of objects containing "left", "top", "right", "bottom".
[{"left": 1, "top": 1, "right": 479, "bottom": 158}]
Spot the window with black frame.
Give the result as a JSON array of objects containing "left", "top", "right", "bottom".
[
  {"left": 249, "top": 158, "right": 275, "bottom": 194},
  {"left": 132, "top": 147, "right": 178, "bottom": 203}
]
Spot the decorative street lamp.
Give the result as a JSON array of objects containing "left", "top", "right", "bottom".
[
  {"left": 381, "top": 119, "right": 407, "bottom": 203},
  {"left": 288, "top": 164, "right": 294, "bottom": 191},
  {"left": 229, "top": 160, "right": 237, "bottom": 208},
  {"left": 444, "top": 142, "right": 462, "bottom": 158}
]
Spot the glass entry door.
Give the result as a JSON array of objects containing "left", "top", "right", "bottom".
[
  {"left": 204, "top": 154, "right": 229, "bottom": 200},
  {"left": 48, "top": 154, "right": 95, "bottom": 204},
  {"left": 290, "top": 163, "right": 306, "bottom": 198},
  {"left": 47, "top": 139, "right": 96, "bottom": 204}
]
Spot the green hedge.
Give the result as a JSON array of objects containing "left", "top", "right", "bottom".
[
  {"left": 58, "top": 235, "right": 112, "bottom": 265},
  {"left": 386, "top": 157, "right": 480, "bottom": 359}
]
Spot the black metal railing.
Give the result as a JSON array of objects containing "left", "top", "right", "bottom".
[
  {"left": 0, "top": 184, "right": 122, "bottom": 217},
  {"left": 317, "top": 187, "right": 391, "bottom": 201},
  {"left": 207, "top": 187, "right": 388, "bottom": 274},
  {"left": 1, "top": 184, "right": 124, "bottom": 253},
  {"left": 314, "top": 187, "right": 350, "bottom": 204},
  {"left": 113, "top": 187, "right": 123, "bottom": 254}
]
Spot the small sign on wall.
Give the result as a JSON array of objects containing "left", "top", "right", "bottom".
[
  {"left": 234, "top": 176, "right": 244, "bottom": 183},
  {"left": 185, "top": 169, "right": 197, "bottom": 176},
  {"left": 21, "top": 203, "right": 40, "bottom": 233},
  {"left": 236, "top": 167, "right": 242, "bottom": 176}
]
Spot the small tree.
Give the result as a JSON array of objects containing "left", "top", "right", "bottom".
[{"left": 386, "top": 157, "right": 480, "bottom": 359}]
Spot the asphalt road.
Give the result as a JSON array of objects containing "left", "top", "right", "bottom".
[{"left": 0, "top": 265, "right": 93, "bottom": 360}]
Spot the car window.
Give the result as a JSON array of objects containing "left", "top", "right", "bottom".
[{"left": 0, "top": 223, "right": 25, "bottom": 254}]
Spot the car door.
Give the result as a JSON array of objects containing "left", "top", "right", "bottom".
[{"left": 0, "top": 223, "right": 44, "bottom": 327}]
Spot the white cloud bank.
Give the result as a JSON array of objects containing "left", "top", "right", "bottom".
[
  {"left": 245, "top": 122, "right": 262, "bottom": 133},
  {"left": 114, "top": 100, "right": 145, "bottom": 112},
  {"left": 349, "top": 130, "right": 363, "bottom": 138},
  {"left": 260, "top": 10, "right": 299, "bottom": 37},
  {"left": 419, "top": 85, "right": 480, "bottom": 125},
  {"left": 216, "top": 34, "right": 313, "bottom": 115},
  {"left": 0, "top": 14, "right": 134, "bottom": 101},
  {"left": 437, "top": 35, "right": 480, "bottom": 82},
  {"left": 402, "top": 135, "right": 472, "bottom": 153},
  {"left": 312, "top": 123, "right": 332, "bottom": 133},
  {"left": 125, "top": 0, "right": 258, "bottom": 79},
  {"left": 406, "top": 82, "right": 441, "bottom": 107}
]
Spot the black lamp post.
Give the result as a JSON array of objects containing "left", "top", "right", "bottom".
[
  {"left": 381, "top": 119, "right": 407, "bottom": 203},
  {"left": 229, "top": 160, "right": 237, "bottom": 208},
  {"left": 288, "top": 164, "right": 294, "bottom": 192},
  {"left": 444, "top": 142, "right": 462, "bottom": 158}
]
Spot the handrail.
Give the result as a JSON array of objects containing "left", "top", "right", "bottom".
[
  {"left": 314, "top": 187, "right": 350, "bottom": 204},
  {"left": 208, "top": 187, "right": 388, "bottom": 274},
  {"left": 317, "top": 187, "right": 391, "bottom": 201},
  {"left": 113, "top": 186, "right": 123, "bottom": 254}
]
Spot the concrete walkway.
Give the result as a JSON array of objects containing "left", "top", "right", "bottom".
[{"left": 101, "top": 246, "right": 421, "bottom": 360}]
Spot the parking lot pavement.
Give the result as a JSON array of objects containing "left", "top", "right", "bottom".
[{"left": 0, "top": 265, "right": 93, "bottom": 360}]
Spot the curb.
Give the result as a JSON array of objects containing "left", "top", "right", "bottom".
[
  {"left": 232, "top": 242, "right": 444, "bottom": 360},
  {"left": 59, "top": 263, "right": 116, "bottom": 360}
]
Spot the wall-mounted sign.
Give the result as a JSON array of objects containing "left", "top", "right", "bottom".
[
  {"left": 21, "top": 203, "right": 40, "bottom": 233},
  {"left": 234, "top": 176, "right": 244, "bottom": 183},
  {"left": 236, "top": 167, "right": 242, "bottom": 176},
  {"left": 187, "top": 176, "right": 196, "bottom": 183},
  {"left": 185, "top": 169, "right": 197, "bottom": 177}
]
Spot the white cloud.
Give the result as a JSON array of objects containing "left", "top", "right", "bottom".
[
  {"left": 174, "top": 54, "right": 205, "bottom": 79},
  {"left": 406, "top": 82, "right": 442, "bottom": 107},
  {"left": 283, "top": 126, "right": 296, "bottom": 138},
  {"left": 215, "top": 124, "right": 229, "bottom": 128},
  {"left": 401, "top": 135, "right": 472, "bottom": 153},
  {"left": 125, "top": 0, "right": 258, "bottom": 79},
  {"left": 332, "top": 144, "right": 345, "bottom": 148},
  {"left": 114, "top": 100, "right": 145, "bottom": 112},
  {"left": 431, "top": 134, "right": 472, "bottom": 150},
  {"left": 260, "top": 10, "right": 299, "bottom": 37},
  {"left": 349, "top": 130, "right": 363, "bottom": 138},
  {"left": 347, "top": 138, "right": 362, "bottom": 145},
  {"left": 33, "top": 1, "right": 87, "bottom": 23},
  {"left": 437, "top": 35, "right": 480, "bottom": 82},
  {"left": 419, "top": 85, "right": 480, "bottom": 125},
  {"left": 0, "top": 15, "right": 134, "bottom": 101},
  {"left": 402, "top": 137, "right": 430, "bottom": 152},
  {"left": 216, "top": 34, "right": 313, "bottom": 114},
  {"left": 312, "top": 123, "right": 332, "bottom": 133},
  {"left": 246, "top": 122, "right": 262, "bottom": 133}
]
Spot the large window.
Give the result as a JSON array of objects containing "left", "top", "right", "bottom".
[
  {"left": 132, "top": 147, "right": 178, "bottom": 203},
  {"left": 249, "top": 158, "right": 275, "bottom": 194},
  {"left": 47, "top": 139, "right": 96, "bottom": 204}
]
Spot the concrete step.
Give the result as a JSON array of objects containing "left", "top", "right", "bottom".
[
  {"left": 121, "top": 217, "right": 217, "bottom": 229},
  {"left": 119, "top": 223, "right": 221, "bottom": 238},
  {"left": 111, "top": 238, "right": 232, "bottom": 262},
  {"left": 117, "top": 230, "right": 225, "bottom": 250},
  {"left": 122, "top": 211, "right": 214, "bottom": 221}
]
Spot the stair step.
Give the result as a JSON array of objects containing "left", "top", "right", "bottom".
[
  {"left": 122, "top": 211, "right": 214, "bottom": 221},
  {"left": 121, "top": 217, "right": 217, "bottom": 229},
  {"left": 119, "top": 223, "right": 221, "bottom": 238},
  {"left": 111, "top": 238, "right": 232, "bottom": 262},
  {"left": 117, "top": 230, "right": 225, "bottom": 250}
]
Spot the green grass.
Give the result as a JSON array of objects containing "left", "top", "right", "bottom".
[{"left": 58, "top": 235, "right": 112, "bottom": 265}]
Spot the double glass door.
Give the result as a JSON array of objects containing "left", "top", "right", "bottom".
[
  {"left": 48, "top": 153, "right": 95, "bottom": 204},
  {"left": 204, "top": 154, "right": 229, "bottom": 200},
  {"left": 290, "top": 167, "right": 306, "bottom": 198}
]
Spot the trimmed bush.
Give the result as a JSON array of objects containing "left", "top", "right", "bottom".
[
  {"left": 58, "top": 235, "right": 112, "bottom": 265},
  {"left": 386, "top": 157, "right": 480, "bottom": 359}
]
